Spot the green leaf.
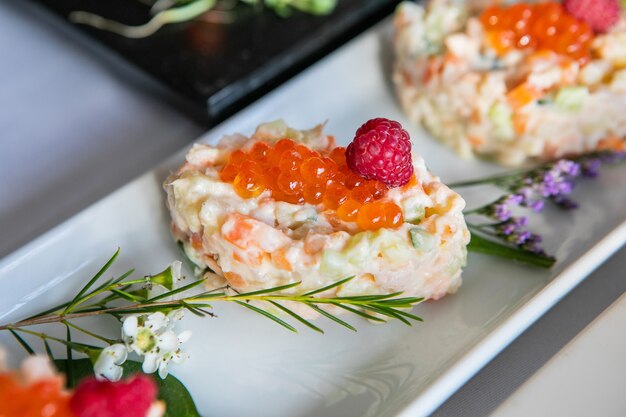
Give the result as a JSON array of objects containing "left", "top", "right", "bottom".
[
  {"left": 305, "top": 303, "right": 356, "bottom": 331},
  {"left": 64, "top": 248, "right": 120, "bottom": 313},
  {"left": 147, "top": 279, "right": 206, "bottom": 302},
  {"left": 9, "top": 329, "right": 34, "bottom": 355},
  {"left": 234, "top": 301, "right": 297, "bottom": 333},
  {"left": 43, "top": 339, "right": 55, "bottom": 360},
  {"left": 235, "top": 281, "right": 302, "bottom": 297},
  {"left": 468, "top": 232, "right": 555, "bottom": 268},
  {"left": 65, "top": 323, "right": 75, "bottom": 387},
  {"left": 303, "top": 276, "right": 354, "bottom": 296},
  {"left": 55, "top": 359, "right": 201, "bottom": 417},
  {"left": 268, "top": 301, "right": 324, "bottom": 334}
]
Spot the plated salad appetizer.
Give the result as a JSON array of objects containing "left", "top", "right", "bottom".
[
  {"left": 165, "top": 118, "right": 470, "bottom": 310},
  {"left": 393, "top": 0, "right": 626, "bottom": 165}
]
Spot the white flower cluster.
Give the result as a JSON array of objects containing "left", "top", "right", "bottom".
[
  {"left": 93, "top": 261, "right": 192, "bottom": 381},
  {"left": 123, "top": 310, "right": 192, "bottom": 379},
  {"left": 94, "top": 310, "right": 192, "bottom": 381}
]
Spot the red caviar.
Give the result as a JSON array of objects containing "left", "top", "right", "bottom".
[
  {"left": 480, "top": 1, "right": 595, "bottom": 65},
  {"left": 219, "top": 140, "right": 406, "bottom": 230}
]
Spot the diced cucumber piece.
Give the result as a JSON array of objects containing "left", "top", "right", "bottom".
[
  {"left": 555, "top": 86, "right": 588, "bottom": 112},
  {"left": 409, "top": 228, "right": 437, "bottom": 251},
  {"left": 320, "top": 250, "right": 349, "bottom": 278},
  {"left": 488, "top": 102, "right": 514, "bottom": 141},
  {"left": 343, "top": 231, "right": 375, "bottom": 265},
  {"left": 402, "top": 198, "right": 425, "bottom": 224}
]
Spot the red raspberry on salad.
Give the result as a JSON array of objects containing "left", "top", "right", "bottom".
[
  {"left": 346, "top": 118, "right": 414, "bottom": 187},
  {"left": 563, "top": 0, "right": 621, "bottom": 33},
  {"left": 70, "top": 375, "right": 157, "bottom": 417}
]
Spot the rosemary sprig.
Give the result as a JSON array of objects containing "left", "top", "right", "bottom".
[{"left": 0, "top": 250, "right": 424, "bottom": 359}]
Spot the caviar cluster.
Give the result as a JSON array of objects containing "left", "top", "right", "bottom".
[
  {"left": 480, "top": 2, "right": 595, "bottom": 65},
  {"left": 219, "top": 139, "right": 405, "bottom": 230}
]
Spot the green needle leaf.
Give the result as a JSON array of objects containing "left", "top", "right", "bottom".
[
  {"left": 235, "top": 281, "right": 302, "bottom": 297},
  {"left": 110, "top": 289, "right": 145, "bottom": 302},
  {"left": 147, "top": 279, "right": 206, "bottom": 302},
  {"left": 331, "top": 303, "right": 386, "bottom": 322},
  {"left": 43, "top": 339, "right": 55, "bottom": 360},
  {"left": 9, "top": 329, "right": 34, "bottom": 355},
  {"left": 268, "top": 301, "right": 324, "bottom": 334},
  {"left": 303, "top": 276, "right": 354, "bottom": 296},
  {"left": 337, "top": 292, "right": 404, "bottom": 302},
  {"left": 234, "top": 301, "right": 298, "bottom": 333},
  {"left": 305, "top": 303, "right": 356, "bottom": 332},
  {"left": 64, "top": 248, "right": 120, "bottom": 314},
  {"left": 65, "top": 323, "right": 75, "bottom": 388}
]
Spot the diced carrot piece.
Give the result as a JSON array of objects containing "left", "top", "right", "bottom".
[
  {"left": 507, "top": 83, "right": 542, "bottom": 109},
  {"left": 513, "top": 111, "right": 528, "bottom": 134},
  {"left": 224, "top": 271, "right": 248, "bottom": 289},
  {"left": 190, "top": 233, "right": 203, "bottom": 250},
  {"left": 597, "top": 135, "right": 625, "bottom": 152},
  {"left": 271, "top": 249, "right": 292, "bottom": 271},
  {"left": 468, "top": 135, "right": 485, "bottom": 146},
  {"left": 222, "top": 214, "right": 255, "bottom": 249}
]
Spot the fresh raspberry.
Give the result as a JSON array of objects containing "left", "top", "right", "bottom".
[
  {"left": 70, "top": 375, "right": 157, "bottom": 417},
  {"left": 346, "top": 118, "right": 413, "bottom": 187},
  {"left": 563, "top": 0, "right": 621, "bottom": 33}
]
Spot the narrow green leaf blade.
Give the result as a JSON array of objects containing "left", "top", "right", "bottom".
[
  {"left": 331, "top": 303, "right": 386, "bottom": 322},
  {"left": 43, "top": 339, "right": 55, "bottom": 360},
  {"left": 64, "top": 248, "right": 121, "bottom": 313},
  {"left": 147, "top": 279, "right": 207, "bottom": 302},
  {"left": 468, "top": 232, "right": 556, "bottom": 268},
  {"left": 235, "top": 281, "right": 302, "bottom": 297},
  {"left": 234, "top": 301, "right": 297, "bottom": 333},
  {"left": 268, "top": 301, "right": 324, "bottom": 334},
  {"left": 65, "top": 324, "right": 75, "bottom": 388},
  {"left": 306, "top": 303, "right": 356, "bottom": 331},
  {"left": 303, "top": 276, "right": 354, "bottom": 296},
  {"left": 9, "top": 329, "right": 34, "bottom": 355}
]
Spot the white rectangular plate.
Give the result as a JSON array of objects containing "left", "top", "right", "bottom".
[
  {"left": 492, "top": 293, "right": 626, "bottom": 417},
  {"left": 1, "top": 18, "right": 625, "bottom": 417}
]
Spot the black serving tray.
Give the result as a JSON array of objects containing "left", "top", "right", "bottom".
[{"left": 33, "top": 0, "right": 402, "bottom": 126}]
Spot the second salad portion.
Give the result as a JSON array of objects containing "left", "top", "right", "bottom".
[
  {"left": 165, "top": 119, "right": 470, "bottom": 315},
  {"left": 393, "top": 0, "right": 626, "bottom": 166}
]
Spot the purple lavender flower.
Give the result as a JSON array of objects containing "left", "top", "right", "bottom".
[
  {"left": 538, "top": 171, "right": 561, "bottom": 197},
  {"left": 525, "top": 199, "right": 545, "bottom": 212},
  {"left": 556, "top": 180, "right": 574, "bottom": 195},
  {"left": 552, "top": 196, "right": 579, "bottom": 210},
  {"left": 599, "top": 150, "right": 626, "bottom": 164},
  {"left": 554, "top": 160, "right": 581, "bottom": 177},
  {"left": 504, "top": 194, "right": 524, "bottom": 206},
  {"left": 493, "top": 204, "right": 513, "bottom": 221},
  {"left": 509, "top": 231, "right": 532, "bottom": 245},
  {"left": 581, "top": 159, "right": 601, "bottom": 177},
  {"left": 497, "top": 216, "right": 529, "bottom": 236},
  {"left": 522, "top": 234, "right": 547, "bottom": 255}
]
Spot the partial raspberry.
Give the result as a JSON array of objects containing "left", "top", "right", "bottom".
[
  {"left": 563, "top": 0, "right": 620, "bottom": 33},
  {"left": 346, "top": 118, "right": 413, "bottom": 187},
  {"left": 70, "top": 375, "right": 157, "bottom": 417}
]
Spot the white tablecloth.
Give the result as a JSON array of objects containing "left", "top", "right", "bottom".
[{"left": 1, "top": 2, "right": 624, "bottom": 416}]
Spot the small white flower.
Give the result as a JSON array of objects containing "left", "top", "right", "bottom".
[
  {"left": 121, "top": 310, "right": 191, "bottom": 379},
  {"left": 93, "top": 343, "right": 127, "bottom": 381}
]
